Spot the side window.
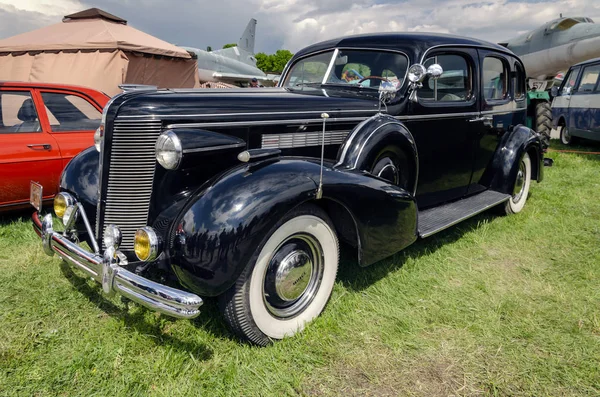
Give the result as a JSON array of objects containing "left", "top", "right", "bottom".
[
  {"left": 576, "top": 64, "right": 600, "bottom": 93},
  {"left": 483, "top": 57, "right": 508, "bottom": 101},
  {"left": 560, "top": 66, "right": 581, "bottom": 95},
  {"left": 0, "top": 91, "right": 41, "bottom": 134},
  {"left": 514, "top": 62, "right": 525, "bottom": 99},
  {"left": 41, "top": 92, "right": 101, "bottom": 132},
  {"left": 420, "top": 54, "right": 472, "bottom": 102}
]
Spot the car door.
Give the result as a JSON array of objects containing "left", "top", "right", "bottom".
[
  {"left": 36, "top": 89, "right": 103, "bottom": 168},
  {"left": 553, "top": 66, "right": 581, "bottom": 130},
  {"left": 569, "top": 63, "right": 600, "bottom": 137},
  {"left": 407, "top": 48, "right": 479, "bottom": 208},
  {"left": 469, "top": 50, "right": 525, "bottom": 194},
  {"left": 0, "top": 88, "right": 62, "bottom": 209}
]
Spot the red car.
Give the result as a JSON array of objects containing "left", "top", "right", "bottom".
[{"left": 0, "top": 82, "right": 109, "bottom": 212}]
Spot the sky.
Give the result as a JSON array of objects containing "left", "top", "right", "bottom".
[{"left": 0, "top": 0, "right": 599, "bottom": 54}]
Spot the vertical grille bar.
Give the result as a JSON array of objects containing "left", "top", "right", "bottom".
[{"left": 97, "top": 119, "right": 162, "bottom": 250}]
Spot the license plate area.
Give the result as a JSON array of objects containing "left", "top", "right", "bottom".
[{"left": 30, "top": 181, "right": 43, "bottom": 212}]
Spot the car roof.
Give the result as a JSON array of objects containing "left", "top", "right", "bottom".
[
  {"left": 572, "top": 57, "right": 600, "bottom": 68},
  {"left": 0, "top": 81, "right": 108, "bottom": 95},
  {"left": 293, "top": 32, "right": 515, "bottom": 60}
]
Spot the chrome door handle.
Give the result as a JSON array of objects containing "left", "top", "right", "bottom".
[
  {"left": 27, "top": 143, "right": 52, "bottom": 150},
  {"left": 469, "top": 116, "right": 492, "bottom": 123}
]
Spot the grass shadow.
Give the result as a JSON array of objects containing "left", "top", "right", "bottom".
[
  {"left": 58, "top": 261, "right": 230, "bottom": 358},
  {"left": 336, "top": 210, "right": 499, "bottom": 292},
  {"left": 0, "top": 207, "right": 35, "bottom": 226}
]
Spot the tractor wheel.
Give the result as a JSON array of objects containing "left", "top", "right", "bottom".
[{"left": 535, "top": 101, "right": 552, "bottom": 150}]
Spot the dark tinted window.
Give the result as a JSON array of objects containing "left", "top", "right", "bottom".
[
  {"left": 420, "top": 54, "right": 472, "bottom": 102},
  {"left": 483, "top": 57, "right": 508, "bottom": 101},
  {"left": 41, "top": 92, "right": 101, "bottom": 132},
  {"left": 0, "top": 91, "right": 41, "bottom": 134}
]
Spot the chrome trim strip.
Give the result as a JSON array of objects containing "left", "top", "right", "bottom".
[
  {"left": 119, "top": 108, "right": 377, "bottom": 119},
  {"left": 167, "top": 117, "right": 370, "bottom": 129},
  {"left": 322, "top": 48, "right": 339, "bottom": 85},
  {"left": 419, "top": 43, "right": 518, "bottom": 65},
  {"left": 33, "top": 212, "right": 203, "bottom": 319},
  {"left": 395, "top": 112, "right": 479, "bottom": 121},
  {"left": 334, "top": 116, "right": 375, "bottom": 168},
  {"left": 419, "top": 194, "right": 510, "bottom": 238},
  {"left": 183, "top": 143, "right": 246, "bottom": 154}
]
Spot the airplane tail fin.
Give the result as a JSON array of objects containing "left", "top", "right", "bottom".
[{"left": 238, "top": 18, "right": 257, "bottom": 54}]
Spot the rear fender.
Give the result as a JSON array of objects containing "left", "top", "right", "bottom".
[
  {"left": 170, "top": 158, "right": 417, "bottom": 296},
  {"left": 480, "top": 124, "right": 543, "bottom": 194}
]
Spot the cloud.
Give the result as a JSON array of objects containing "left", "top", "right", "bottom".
[{"left": 0, "top": 0, "right": 599, "bottom": 54}]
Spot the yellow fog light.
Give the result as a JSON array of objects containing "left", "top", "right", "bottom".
[
  {"left": 134, "top": 227, "right": 160, "bottom": 261},
  {"left": 53, "top": 192, "right": 74, "bottom": 219}
]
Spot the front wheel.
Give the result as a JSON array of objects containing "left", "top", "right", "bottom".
[
  {"left": 503, "top": 153, "right": 531, "bottom": 215},
  {"left": 220, "top": 204, "right": 339, "bottom": 345}
]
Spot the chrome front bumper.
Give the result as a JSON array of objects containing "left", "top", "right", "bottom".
[{"left": 32, "top": 212, "right": 203, "bottom": 319}]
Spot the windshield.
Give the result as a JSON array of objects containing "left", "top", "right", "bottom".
[{"left": 283, "top": 49, "right": 408, "bottom": 90}]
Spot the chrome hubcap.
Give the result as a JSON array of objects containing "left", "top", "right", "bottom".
[
  {"left": 513, "top": 160, "right": 526, "bottom": 201},
  {"left": 263, "top": 233, "right": 324, "bottom": 318}
]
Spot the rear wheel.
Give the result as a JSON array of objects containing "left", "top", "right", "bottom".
[
  {"left": 369, "top": 146, "right": 409, "bottom": 189},
  {"left": 535, "top": 101, "right": 552, "bottom": 149},
  {"left": 220, "top": 204, "right": 339, "bottom": 346},
  {"left": 503, "top": 153, "right": 531, "bottom": 215}
]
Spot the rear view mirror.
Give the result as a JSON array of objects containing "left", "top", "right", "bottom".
[
  {"left": 550, "top": 86, "right": 558, "bottom": 97},
  {"left": 335, "top": 55, "right": 348, "bottom": 66}
]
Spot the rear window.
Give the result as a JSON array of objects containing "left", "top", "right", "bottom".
[{"left": 41, "top": 92, "right": 101, "bottom": 132}]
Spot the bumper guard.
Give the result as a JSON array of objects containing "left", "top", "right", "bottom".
[{"left": 32, "top": 211, "right": 202, "bottom": 319}]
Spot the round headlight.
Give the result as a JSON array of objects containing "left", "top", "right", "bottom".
[
  {"left": 155, "top": 131, "right": 182, "bottom": 170},
  {"left": 94, "top": 124, "right": 104, "bottom": 152},
  {"left": 103, "top": 224, "right": 122, "bottom": 249},
  {"left": 134, "top": 227, "right": 160, "bottom": 261},
  {"left": 53, "top": 192, "right": 74, "bottom": 219}
]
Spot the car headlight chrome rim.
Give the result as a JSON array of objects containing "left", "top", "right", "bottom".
[
  {"left": 94, "top": 124, "right": 104, "bottom": 152},
  {"left": 155, "top": 130, "right": 182, "bottom": 170},
  {"left": 53, "top": 192, "right": 75, "bottom": 219},
  {"left": 103, "top": 224, "right": 122, "bottom": 249},
  {"left": 134, "top": 227, "right": 160, "bottom": 262}
]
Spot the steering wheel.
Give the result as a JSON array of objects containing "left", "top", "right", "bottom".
[{"left": 357, "top": 76, "right": 390, "bottom": 85}]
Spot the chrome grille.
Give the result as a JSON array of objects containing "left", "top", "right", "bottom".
[
  {"left": 98, "top": 119, "right": 162, "bottom": 250},
  {"left": 261, "top": 130, "right": 350, "bottom": 149}
]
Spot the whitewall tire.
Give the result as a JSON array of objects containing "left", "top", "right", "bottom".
[
  {"left": 220, "top": 204, "right": 339, "bottom": 345},
  {"left": 504, "top": 152, "right": 531, "bottom": 215}
]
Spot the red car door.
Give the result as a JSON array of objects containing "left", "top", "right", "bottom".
[
  {"left": 0, "top": 88, "right": 62, "bottom": 210},
  {"left": 36, "top": 89, "right": 103, "bottom": 168}
]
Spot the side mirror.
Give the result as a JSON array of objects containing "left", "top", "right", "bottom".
[
  {"left": 407, "top": 63, "right": 444, "bottom": 102},
  {"left": 550, "top": 86, "right": 558, "bottom": 97}
]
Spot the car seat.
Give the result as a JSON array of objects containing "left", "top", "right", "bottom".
[{"left": 13, "top": 99, "right": 41, "bottom": 132}]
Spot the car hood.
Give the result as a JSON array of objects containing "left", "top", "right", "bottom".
[{"left": 112, "top": 87, "right": 381, "bottom": 122}]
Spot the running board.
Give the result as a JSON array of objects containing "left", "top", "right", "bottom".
[{"left": 418, "top": 190, "right": 510, "bottom": 238}]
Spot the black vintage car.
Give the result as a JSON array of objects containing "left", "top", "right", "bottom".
[{"left": 32, "top": 32, "right": 544, "bottom": 345}]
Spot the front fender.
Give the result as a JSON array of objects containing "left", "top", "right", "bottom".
[
  {"left": 335, "top": 114, "right": 418, "bottom": 194},
  {"left": 170, "top": 158, "right": 417, "bottom": 296},
  {"left": 480, "top": 124, "right": 543, "bottom": 194},
  {"left": 59, "top": 146, "right": 99, "bottom": 217}
]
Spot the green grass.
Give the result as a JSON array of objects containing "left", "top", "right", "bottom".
[{"left": 1, "top": 140, "right": 600, "bottom": 396}]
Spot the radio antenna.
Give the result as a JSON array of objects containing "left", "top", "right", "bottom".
[{"left": 316, "top": 113, "right": 329, "bottom": 199}]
